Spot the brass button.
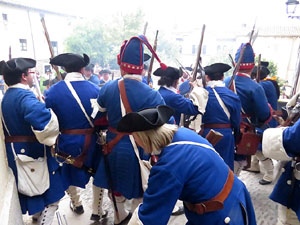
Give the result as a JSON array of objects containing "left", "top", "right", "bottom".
[
  {"left": 20, "top": 149, "right": 25, "bottom": 153},
  {"left": 52, "top": 171, "right": 55, "bottom": 175},
  {"left": 224, "top": 217, "right": 231, "bottom": 224}
]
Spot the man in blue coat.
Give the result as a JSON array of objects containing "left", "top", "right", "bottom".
[
  {"left": 202, "top": 63, "right": 241, "bottom": 170},
  {"left": 246, "top": 63, "right": 277, "bottom": 185},
  {"left": 84, "top": 63, "right": 100, "bottom": 85},
  {"left": 46, "top": 53, "right": 107, "bottom": 221},
  {"left": 263, "top": 118, "right": 300, "bottom": 224},
  {"left": 93, "top": 35, "right": 168, "bottom": 224},
  {"left": 116, "top": 105, "right": 257, "bottom": 225},
  {"left": 153, "top": 66, "right": 203, "bottom": 126},
  {"left": 224, "top": 43, "right": 272, "bottom": 175},
  {"left": 0, "top": 58, "right": 66, "bottom": 225}
]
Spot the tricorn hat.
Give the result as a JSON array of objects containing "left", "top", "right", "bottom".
[
  {"left": 251, "top": 66, "right": 270, "bottom": 79},
  {"left": 235, "top": 43, "right": 255, "bottom": 70},
  {"left": 204, "top": 63, "right": 231, "bottom": 76},
  {"left": 117, "top": 35, "right": 167, "bottom": 74},
  {"left": 50, "top": 53, "right": 89, "bottom": 70},
  {"left": 153, "top": 66, "right": 182, "bottom": 80},
  {"left": 85, "top": 63, "right": 94, "bottom": 71},
  {"left": 99, "top": 69, "right": 112, "bottom": 75},
  {"left": 0, "top": 58, "right": 36, "bottom": 75},
  {"left": 144, "top": 53, "right": 151, "bottom": 62},
  {"left": 117, "top": 105, "right": 174, "bottom": 133}
]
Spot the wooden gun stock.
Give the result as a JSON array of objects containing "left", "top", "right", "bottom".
[
  {"left": 205, "top": 129, "right": 224, "bottom": 147},
  {"left": 147, "top": 30, "right": 159, "bottom": 85}
]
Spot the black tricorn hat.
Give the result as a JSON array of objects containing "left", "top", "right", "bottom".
[
  {"left": 85, "top": 63, "right": 94, "bottom": 71},
  {"left": 117, "top": 105, "right": 174, "bottom": 133},
  {"left": 50, "top": 53, "right": 89, "bottom": 69},
  {"left": 144, "top": 53, "right": 151, "bottom": 62},
  {"left": 0, "top": 58, "right": 36, "bottom": 75},
  {"left": 99, "top": 69, "right": 112, "bottom": 75},
  {"left": 204, "top": 63, "right": 231, "bottom": 76},
  {"left": 153, "top": 66, "right": 182, "bottom": 80},
  {"left": 252, "top": 66, "right": 270, "bottom": 78},
  {"left": 261, "top": 61, "right": 269, "bottom": 67}
]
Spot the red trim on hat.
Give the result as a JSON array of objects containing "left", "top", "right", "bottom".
[
  {"left": 120, "top": 62, "right": 144, "bottom": 74},
  {"left": 239, "top": 63, "right": 255, "bottom": 70}
]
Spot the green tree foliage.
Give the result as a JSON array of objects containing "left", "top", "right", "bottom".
[{"left": 64, "top": 9, "right": 180, "bottom": 70}]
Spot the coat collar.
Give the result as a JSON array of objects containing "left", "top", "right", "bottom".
[
  {"left": 123, "top": 74, "right": 142, "bottom": 82},
  {"left": 64, "top": 72, "right": 85, "bottom": 82},
  {"left": 9, "top": 83, "right": 30, "bottom": 90},
  {"left": 206, "top": 80, "right": 225, "bottom": 88},
  {"left": 162, "top": 85, "right": 177, "bottom": 93}
]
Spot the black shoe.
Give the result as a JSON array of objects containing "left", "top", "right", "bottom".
[
  {"left": 90, "top": 210, "right": 108, "bottom": 221},
  {"left": 171, "top": 206, "right": 185, "bottom": 216},
  {"left": 70, "top": 202, "right": 84, "bottom": 215},
  {"left": 114, "top": 212, "right": 132, "bottom": 225},
  {"left": 259, "top": 179, "right": 272, "bottom": 185}
]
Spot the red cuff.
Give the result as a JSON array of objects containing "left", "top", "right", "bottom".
[{"left": 264, "top": 103, "right": 273, "bottom": 124}]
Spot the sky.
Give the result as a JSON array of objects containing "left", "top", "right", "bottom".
[{"left": 24, "top": 0, "right": 300, "bottom": 31}]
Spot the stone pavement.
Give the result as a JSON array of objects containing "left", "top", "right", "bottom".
[{"left": 23, "top": 165, "right": 280, "bottom": 225}]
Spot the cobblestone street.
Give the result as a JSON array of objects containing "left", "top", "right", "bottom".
[{"left": 23, "top": 164, "right": 280, "bottom": 225}]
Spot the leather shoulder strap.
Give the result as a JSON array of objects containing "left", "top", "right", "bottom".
[{"left": 118, "top": 79, "right": 132, "bottom": 113}]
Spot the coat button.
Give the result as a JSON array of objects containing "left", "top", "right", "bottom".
[
  {"left": 31, "top": 168, "right": 35, "bottom": 172},
  {"left": 224, "top": 217, "right": 230, "bottom": 224},
  {"left": 287, "top": 180, "right": 292, "bottom": 185},
  {"left": 281, "top": 168, "right": 285, "bottom": 173},
  {"left": 59, "top": 163, "right": 63, "bottom": 167},
  {"left": 52, "top": 171, "right": 55, "bottom": 175},
  {"left": 20, "top": 149, "right": 25, "bottom": 153}
]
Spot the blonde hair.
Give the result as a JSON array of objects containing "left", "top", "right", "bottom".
[{"left": 134, "top": 124, "right": 178, "bottom": 154}]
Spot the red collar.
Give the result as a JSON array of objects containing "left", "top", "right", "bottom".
[{"left": 236, "top": 72, "right": 251, "bottom": 78}]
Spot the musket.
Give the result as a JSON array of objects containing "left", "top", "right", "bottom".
[
  {"left": 40, "top": 15, "right": 62, "bottom": 81},
  {"left": 143, "top": 22, "right": 148, "bottom": 36},
  {"left": 205, "top": 129, "right": 224, "bottom": 147},
  {"left": 175, "top": 58, "right": 191, "bottom": 77},
  {"left": 228, "top": 54, "right": 235, "bottom": 67},
  {"left": 192, "top": 24, "right": 206, "bottom": 82},
  {"left": 291, "top": 45, "right": 300, "bottom": 97},
  {"left": 147, "top": 30, "right": 159, "bottom": 85},
  {"left": 227, "top": 44, "right": 246, "bottom": 90},
  {"left": 249, "top": 21, "right": 256, "bottom": 45},
  {"left": 8, "top": 46, "right": 11, "bottom": 60},
  {"left": 33, "top": 72, "right": 44, "bottom": 103},
  {"left": 256, "top": 54, "right": 261, "bottom": 83}
]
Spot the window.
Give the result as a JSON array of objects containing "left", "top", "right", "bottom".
[
  {"left": 19, "top": 39, "right": 27, "bottom": 51},
  {"left": 192, "top": 45, "right": 196, "bottom": 54},
  {"left": 51, "top": 41, "right": 58, "bottom": 55},
  {"left": 2, "top": 13, "right": 7, "bottom": 21}
]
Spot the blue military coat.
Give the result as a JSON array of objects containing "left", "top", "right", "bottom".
[
  {"left": 224, "top": 73, "right": 271, "bottom": 125},
  {"left": 136, "top": 128, "right": 256, "bottom": 225},
  {"left": 88, "top": 74, "right": 100, "bottom": 86},
  {"left": 1, "top": 84, "right": 66, "bottom": 215},
  {"left": 158, "top": 86, "right": 199, "bottom": 125},
  {"left": 45, "top": 72, "right": 102, "bottom": 188},
  {"left": 259, "top": 80, "right": 279, "bottom": 128},
  {"left": 263, "top": 118, "right": 300, "bottom": 221},
  {"left": 202, "top": 81, "right": 241, "bottom": 170},
  {"left": 93, "top": 75, "right": 166, "bottom": 199}
]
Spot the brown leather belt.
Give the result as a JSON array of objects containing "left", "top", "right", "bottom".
[
  {"left": 52, "top": 128, "right": 95, "bottom": 168},
  {"left": 102, "top": 79, "right": 132, "bottom": 155},
  {"left": 5, "top": 136, "right": 38, "bottom": 143},
  {"left": 202, "top": 124, "right": 231, "bottom": 129},
  {"left": 103, "top": 127, "right": 130, "bottom": 155},
  {"left": 184, "top": 169, "right": 234, "bottom": 214},
  {"left": 61, "top": 128, "right": 94, "bottom": 135}
]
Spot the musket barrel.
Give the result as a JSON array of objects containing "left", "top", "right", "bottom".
[
  {"left": 147, "top": 30, "right": 159, "bottom": 85},
  {"left": 192, "top": 24, "right": 206, "bottom": 82}
]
